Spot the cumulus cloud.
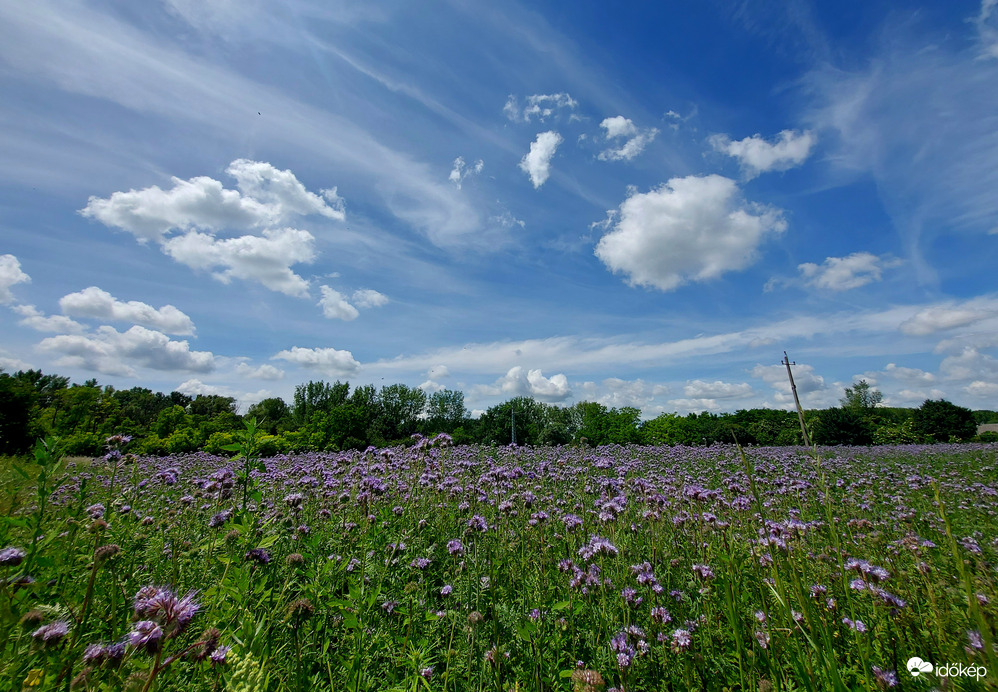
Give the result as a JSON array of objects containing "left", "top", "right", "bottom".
[
  {"left": 427, "top": 364, "right": 450, "bottom": 380},
  {"left": 519, "top": 131, "right": 563, "bottom": 189},
  {"left": 318, "top": 286, "right": 359, "bottom": 321},
  {"left": 883, "top": 362, "right": 936, "bottom": 385},
  {"left": 709, "top": 129, "right": 816, "bottom": 179},
  {"left": 598, "top": 116, "right": 658, "bottom": 161},
  {"left": 481, "top": 366, "right": 571, "bottom": 403},
  {"left": 594, "top": 174, "right": 786, "bottom": 291},
  {"left": 797, "top": 252, "right": 893, "bottom": 291},
  {"left": 900, "top": 301, "right": 998, "bottom": 335},
  {"left": 37, "top": 325, "right": 215, "bottom": 377},
  {"left": 272, "top": 346, "right": 361, "bottom": 376},
  {"left": 80, "top": 159, "right": 343, "bottom": 243},
  {"left": 578, "top": 378, "right": 668, "bottom": 409},
  {"left": 161, "top": 227, "right": 316, "bottom": 297},
  {"left": 12, "top": 305, "right": 87, "bottom": 334},
  {"left": 0, "top": 352, "right": 32, "bottom": 372},
  {"left": 419, "top": 379, "right": 445, "bottom": 393},
  {"left": 666, "top": 397, "right": 723, "bottom": 413},
  {"left": 448, "top": 156, "right": 484, "bottom": 189},
  {"left": 351, "top": 289, "right": 389, "bottom": 309},
  {"left": 175, "top": 378, "right": 271, "bottom": 411},
  {"left": 235, "top": 362, "right": 285, "bottom": 380},
  {"left": 0, "top": 254, "right": 30, "bottom": 304},
  {"left": 504, "top": 93, "right": 578, "bottom": 122},
  {"left": 683, "top": 379, "right": 754, "bottom": 399},
  {"left": 751, "top": 363, "right": 825, "bottom": 396},
  {"left": 59, "top": 286, "right": 195, "bottom": 334}
]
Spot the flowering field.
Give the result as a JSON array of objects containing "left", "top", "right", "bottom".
[{"left": 1, "top": 437, "right": 996, "bottom": 691}]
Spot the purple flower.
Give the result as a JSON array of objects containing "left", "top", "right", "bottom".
[
  {"left": 871, "top": 666, "right": 897, "bottom": 688},
  {"left": 0, "top": 547, "right": 25, "bottom": 567},
  {"left": 410, "top": 557, "right": 432, "bottom": 570},
  {"left": 210, "top": 645, "right": 231, "bottom": 665},
  {"left": 692, "top": 563, "right": 714, "bottom": 580},
  {"left": 447, "top": 539, "right": 465, "bottom": 556},
  {"left": 670, "top": 628, "right": 692, "bottom": 653},
  {"left": 244, "top": 548, "right": 271, "bottom": 564},
  {"left": 129, "top": 620, "right": 164, "bottom": 653},
  {"left": 32, "top": 620, "right": 70, "bottom": 645},
  {"left": 441, "top": 585, "right": 453, "bottom": 597}
]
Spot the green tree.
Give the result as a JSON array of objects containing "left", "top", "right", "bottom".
[
  {"left": 247, "top": 397, "right": 291, "bottom": 434},
  {"left": 811, "top": 407, "right": 873, "bottom": 446},
  {"left": 0, "top": 371, "right": 38, "bottom": 454},
  {"left": 912, "top": 399, "right": 976, "bottom": 442},
  {"left": 425, "top": 389, "right": 468, "bottom": 433},
  {"left": 841, "top": 380, "right": 883, "bottom": 412},
  {"left": 292, "top": 380, "right": 350, "bottom": 427},
  {"left": 374, "top": 384, "right": 427, "bottom": 442}
]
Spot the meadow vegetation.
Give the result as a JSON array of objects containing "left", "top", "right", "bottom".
[{"left": 0, "top": 432, "right": 995, "bottom": 690}]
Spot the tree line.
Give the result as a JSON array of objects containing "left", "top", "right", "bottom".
[{"left": 0, "top": 369, "right": 993, "bottom": 457}]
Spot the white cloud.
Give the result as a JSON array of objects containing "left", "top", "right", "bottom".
[
  {"left": 12, "top": 305, "right": 87, "bottom": 334},
  {"left": 272, "top": 346, "right": 361, "bottom": 376},
  {"left": 0, "top": 254, "right": 30, "bottom": 304},
  {"left": 351, "top": 289, "right": 389, "bottom": 308},
  {"left": 578, "top": 377, "right": 669, "bottom": 409},
  {"left": 977, "top": 0, "right": 998, "bottom": 59},
  {"left": 427, "top": 364, "right": 449, "bottom": 380},
  {"left": 161, "top": 227, "right": 316, "bottom": 297},
  {"left": 175, "top": 378, "right": 272, "bottom": 412},
  {"left": 504, "top": 93, "right": 578, "bottom": 122},
  {"left": 598, "top": 116, "right": 658, "bottom": 161},
  {"left": 519, "top": 131, "right": 563, "bottom": 189},
  {"left": 37, "top": 325, "right": 215, "bottom": 376},
  {"left": 448, "top": 156, "right": 484, "bottom": 189},
  {"left": 797, "top": 252, "right": 892, "bottom": 291},
  {"left": 80, "top": 159, "right": 343, "bottom": 243},
  {"left": 318, "top": 286, "right": 359, "bottom": 321},
  {"left": 939, "top": 347, "right": 998, "bottom": 382},
  {"left": 419, "top": 379, "right": 445, "bottom": 393},
  {"left": 235, "top": 362, "right": 285, "bottom": 380},
  {"left": 900, "top": 301, "right": 998, "bottom": 336},
  {"left": 481, "top": 366, "right": 571, "bottom": 403},
  {"left": 683, "top": 379, "right": 754, "bottom": 399},
  {"left": 666, "top": 397, "right": 723, "bottom": 413},
  {"left": 709, "top": 129, "right": 816, "bottom": 179},
  {"left": 966, "top": 380, "right": 998, "bottom": 397},
  {"left": 751, "top": 363, "right": 825, "bottom": 395},
  {"left": 59, "top": 286, "right": 195, "bottom": 334},
  {"left": 594, "top": 174, "right": 787, "bottom": 291},
  {"left": 883, "top": 362, "right": 935, "bottom": 384},
  {"left": 491, "top": 210, "right": 525, "bottom": 229},
  {"left": 0, "top": 352, "right": 32, "bottom": 372}
]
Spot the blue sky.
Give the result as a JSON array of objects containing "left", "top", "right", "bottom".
[{"left": 2, "top": 0, "right": 998, "bottom": 417}]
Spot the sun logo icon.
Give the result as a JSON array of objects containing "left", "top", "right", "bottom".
[{"left": 907, "top": 657, "right": 933, "bottom": 677}]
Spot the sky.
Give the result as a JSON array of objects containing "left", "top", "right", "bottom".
[{"left": 1, "top": 0, "right": 998, "bottom": 418}]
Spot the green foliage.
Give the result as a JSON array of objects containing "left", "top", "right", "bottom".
[
  {"left": 840, "top": 379, "right": 883, "bottom": 411},
  {"left": 913, "top": 398, "right": 977, "bottom": 442},
  {"left": 872, "top": 418, "right": 922, "bottom": 445},
  {"left": 204, "top": 431, "right": 237, "bottom": 456},
  {"left": 425, "top": 389, "right": 468, "bottom": 433},
  {"left": 246, "top": 396, "right": 291, "bottom": 434},
  {"left": 375, "top": 383, "right": 427, "bottom": 442},
  {"left": 165, "top": 426, "right": 202, "bottom": 454},
  {"left": 810, "top": 407, "right": 873, "bottom": 445},
  {"left": 58, "top": 431, "right": 104, "bottom": 457}
]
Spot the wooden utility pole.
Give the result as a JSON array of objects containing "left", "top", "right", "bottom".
[
  {"left": 511, "top": 401, "right": 516, "bottom": 446},
  {"left": 782, "top": 351, "right": 812, "bottom": 447}
]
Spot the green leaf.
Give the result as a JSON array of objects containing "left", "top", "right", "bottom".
[
  {"left": 11, "top": 464, "right": 30, "bottom": 480},
  {"left": 220, "top": 443, "right": 242, "bottom": 452}
]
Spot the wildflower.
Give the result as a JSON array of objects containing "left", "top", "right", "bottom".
[
  {"left": 210, "top": 645, "right": 231, "bottom": 665},
  {"left": 287, "top": 598, "right": 314, "bottom": 621},
  {"left": 446, "top": 539, "right": 464, "bottom": 556},
  {"left": 754, "top": 611, "right": 767, "bottom": 623},
  {"left": 529, "top": 608, "right": 541, "bottom": 622},
  {"left": 32, "top": 620, "right": 71, "bottom": 645},
  {"left": 410, "top": 557, "right": 432, "bottom": 570},
  {"left": 671, "top": 628, "right": 692, "bottom": 652},
  {"left": 381, "top": 601, "right": 399, "bottom": 614},
  {"left": 650, "top": 606, "right": 672, "bottom": 624},
  {"left": 968, "top": 630, "right": 984, "bottom": 651},
  {"left": 692, "top": 563, "right": 714, "bottom": 580},
  {"left": 420, "top": 666, "right": 434, "bottom": 679},
  {"left": 286, "top": 553, "right": 305, "bottom": 567},
  {"left": 570, "top": 669, "right": 605, "bottom": 692},
  {"left": 754, "top": 629, "right": 770, "bottom": 649},
  {"left": 871, "top": 666, "right": 897, "bottom": 688},
  {"left": 0, "top": 547, "right": 26, "bottom": 566},
  {"left": 468, "top": 515, "right": 489, "bottom": 532},
  {"left": 129, "top": 620, "right": 164, "bottom": 653},
  {"left": 243, "top": 547, "right": 271, "bottom": 564},
  {"left": 95, "top": 544, "right": 121, "bottom": 564}
]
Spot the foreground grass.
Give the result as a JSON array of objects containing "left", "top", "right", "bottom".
[{"left": 0, "top": 441, "right": 995, "bottom": 691}]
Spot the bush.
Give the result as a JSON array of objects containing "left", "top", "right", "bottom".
[
  {"left": 140, "top": 435, "right": 168, "bottom": 456},
  {"left": 59, "top": 432, "right": 103, "bottom": 457},
  {"left": 256, "top": 434, "right": 289, "bottom": 457},
  {"left": 204, "top": 432, "right": 237, "bottom": 456},
  {"left": 811, "top": 408, "right": 872, "bottom": 446},
  {"left": 912, "top": 399, "right": 976, "bottom": 443},
  {"left": 165, "top": 427, "right": 201, "bottom": 454}
]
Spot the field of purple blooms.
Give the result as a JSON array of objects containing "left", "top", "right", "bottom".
[{"left": 1, "top": 436, "right": 996, "bottom": 691}]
